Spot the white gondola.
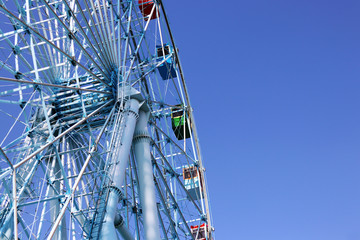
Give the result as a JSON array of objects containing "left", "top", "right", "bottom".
[{"left": 183, "top": 165, "right": 203, "bottom": 200}]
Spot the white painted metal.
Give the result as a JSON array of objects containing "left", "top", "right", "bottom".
[
  {"left": 133, "top": 110, "right": 161, "bottom": 240},
  {"left": 0, "top": 0, "right": 214, "bottom": 239},
  {"left": 100, "top": 98, "right": 139, "bottom": 240}
]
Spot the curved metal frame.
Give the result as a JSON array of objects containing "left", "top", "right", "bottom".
[{"left": 0, "top": 0, "right": 214, "bottom": 239}]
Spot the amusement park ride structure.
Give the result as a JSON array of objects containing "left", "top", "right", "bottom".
[{"left": 0, "top": 0, "right": 214, "bottom": 239}]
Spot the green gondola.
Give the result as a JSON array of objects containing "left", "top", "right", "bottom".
[{"left": 171, "top": 105, "right": 191, "bottom": 140}]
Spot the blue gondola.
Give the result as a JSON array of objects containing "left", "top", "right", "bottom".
[{"left": 156, "top": 44, "right": 176, "bottom": 80}]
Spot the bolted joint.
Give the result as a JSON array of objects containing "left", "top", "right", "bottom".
[
  {"left": 69, "top": 56, "right": 77, "bottom": 66},
  {"left": 133, "top": 131, "right": 151, "bottom": 143},
  {"left": 105, "top": 185, "right": 123, "bottom": 201},
  {"left": 14, "top": 71, "right": 22, "bottom": 79},
  {"left": 114, "top": 215, "right": 124, "bottom": 228},
  {"left": 12, "top": 45, "right": 20, "bottom": 55},
  {"left": 127, "top": 108, "right": 139, "bottom": 120}
]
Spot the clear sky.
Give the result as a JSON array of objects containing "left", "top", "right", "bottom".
[{"left": 164, "top": 0, "right": 360, "bottom": 239}]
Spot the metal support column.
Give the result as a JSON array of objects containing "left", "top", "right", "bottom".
[
  {"left": 133, "top": 110, "right": 161, "bottom": 240},
  {"left": 99, "top": 98, "right": 139, "bottom": 240},
  {"left": 115, "top": 214, "right": 134, "bottom": 240}
]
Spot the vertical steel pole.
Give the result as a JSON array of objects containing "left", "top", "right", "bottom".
[
  {"left": 133, "top": 110, "right": 161, "bottom": 240},
  {"left": 100, "top": 99, "right": 139, "bottom": 239},
  {"left": 12, "top": 170, "right": 18, "bottom": 240}
]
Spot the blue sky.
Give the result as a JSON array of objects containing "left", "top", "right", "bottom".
[{"left": 164, "top": 0, "right": 360, "bottom": 239}]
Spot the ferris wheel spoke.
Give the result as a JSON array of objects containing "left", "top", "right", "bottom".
[
  {"left": 90, "top": 0, "right": 117, "bottom": 64},
  {"left": 34, "top": 182, "right": 51, "bottom": 238},
  {"left": 0, "top": 95, "right": 38, "bottom": 150},
  {"left": 93, "top": 0, "right": 117, "bottom": 65},
  {"left": 0, "top": 58, "right": 17, "bottom": 77},
  {"left": 107, "top": 1, "right": 119, "bottom": 63},
  {"left": 153, "top": 176, "right": 180, "bottom": 239},
  {"left": 13, "top": 100, "right": 112, "bottom": 169},
  {"left": 157, "top": 207, "right": 172, "bottom": 240},
  {"left": 0, "top": 147, "right": 13, "bottom": 170},
  {"left": 25, "top": 27, "right": 57, "bottom": 84},
  {"left": 151, "top": 120, "right": 196, "bottom": 162},
  {"left": 78, "top": 0, "right": 114, "bottom": 70},
  {"left": 47, "top": 104, "right": 113, "bottom": 240},
  {"left": 2, "top": 133, "right": 38, "bottom": 156},
  {"left": 23, "top": 10, "right": 51, "bottom": 84},
  {"left": 19, "top": 210, "right": 36, "bottom": 239},
  {"left": 0, "top": 109, "right": 28, "bottom": 129},
  {"left": 52, "top": 148, "right": 71, "bottom": 191},
  {"left": 39, "top": 90, "right": 54, "bottom": 138},
  {"left": 0, "top": 29, "right": 35, "bottom": 76},
  {"left": 131, "top": 54, "right": 172, "bottom": 87},
  {"left": 0, "top": 4, "right": 112, "bottom": 87},
  {"left": 101, "top": 0, "right": 118, "bottom": 59},
  {"left": 32, "top": 3, "right": 57, "bottom": 81},
  {"left": 154, "top": 160, "right": 199, "bottom": 239},
  {"left": 0, "top": 1, "right": 214, "bottom": 239},
  {"left": 119, "top": 1, "right": 133, "bottom": 78},
  {"left": 152, "top": 151, "right": 202, "bottom": 215},
  {"left": 87, "top": 0, "right": 116, "bottom": 65},
  {"left": 61, "top": 0, "right": 113, "bottom": 74},
  {"left": 40, "top": 0, "right": 112, "bottom": 82},
  {"left": 0, "top": 77, "right": 112, "bottom": 95},
  {"left": 119, "top": 3, "right": 156, "bottom": 85}
]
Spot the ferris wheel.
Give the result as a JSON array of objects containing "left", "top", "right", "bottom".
[{"left": 0, "top": 0, "right": 214, "bottom": 239}]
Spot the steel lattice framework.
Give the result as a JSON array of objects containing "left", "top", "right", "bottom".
[{"left": 0, "top": 0, "right": 213, "bottom": 239}]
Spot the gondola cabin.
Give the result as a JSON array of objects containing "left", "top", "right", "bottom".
[
  {"left": 183, "top": 165, "right": 202, "bottom": 200},
  {"left": 138, "top": 0, "right": 158, "bottom": 20},
  {"left": 190, "top": 223, "right": 206, "bottom": 240},
  {"left": 171, "top": 106, "right": 191, "bottom": 140},
  {"left": 156, "top": 44, "right": 176, "bottom": 80}
]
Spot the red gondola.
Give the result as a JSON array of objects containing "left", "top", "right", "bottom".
[
  {"left": 190, "top": 224, "right": 206, "bottom": 240},
  {"left": 138, "top": 0, "right": 159, "bottom": 20}
]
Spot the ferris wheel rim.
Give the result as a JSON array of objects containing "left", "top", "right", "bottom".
[{"left": 0, "top": 0, "right": 213, "bottom": 239}]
